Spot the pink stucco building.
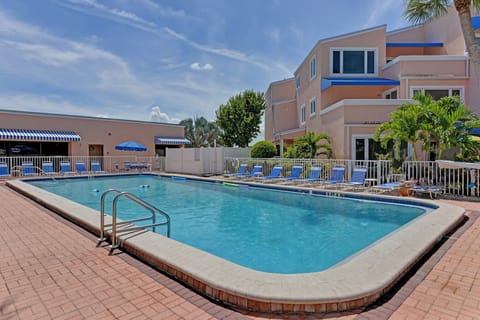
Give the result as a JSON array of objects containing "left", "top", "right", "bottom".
[
  {"left": 0, "top": 109, "right": 189, "bottom": 158},
  {"left": 265, "top": 8, "right": 480, "bottom": 160}
]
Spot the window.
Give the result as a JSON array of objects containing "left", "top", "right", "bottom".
[
  {"left": 300, "top": 105, "right": 306, "bottom": 124},
  {"left": 310, "top": 56, "right": 316, "bottom": 79},
  {"left": 410, "top": 87, "right": 464, "bottom": 100},
  {"left": 309, "top": 98, "right": 316, "bottom": 116},
  {"left": 384, "top": 89, "right": 397, "bottom": 99},
  {"left": 295, "top": 76, "right": 301, "bottom": 89},
  {"left": 330, "top": 48, "right": 377, "bottom": 76}
]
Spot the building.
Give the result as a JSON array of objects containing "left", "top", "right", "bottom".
[
  {"left": 0, "top": 109, "right": 190, "bottom": 158},
  {"left": 265, "top": 7, "right": 480, "bottom": 160}
]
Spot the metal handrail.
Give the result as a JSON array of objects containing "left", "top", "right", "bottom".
[
  {"left": 96, "top": 189, "right": 171, "bottom": 254},
  {"left": 97, "top": 189, "right": 122, "bottom": 245}
]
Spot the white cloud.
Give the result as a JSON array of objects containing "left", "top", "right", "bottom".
[
  {"left": 65, "top": 0, "right": 156, "bottom": 27},
  {"left": 265, "top": 28, "right": 280, "bottom": 43},
  {"left": 190, "top": 62, "right": 213, "bottom": 71},
  {"left": 363, "top": 0, "right": 402, "bottom": 29},
  {"left": 149, "top": 106, "right": 180, "bottom": 123}
]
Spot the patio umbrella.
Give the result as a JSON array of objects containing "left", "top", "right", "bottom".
[{"left": 115, "top": 141, "right": 147, "bottom": 151}]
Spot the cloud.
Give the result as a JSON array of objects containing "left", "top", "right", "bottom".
[
  {"left": 265, "top": 28, "right": 280, "bottom": 43},
  {"left": 190, "top": 62, "right": 213, "bottom": 71},
  {"left": 149, "top": 106, "right": 180, "bottom": 123},
  {"left": 65, "top": 0, "right": 156, "bottom": 27},
  {"left": 363, "top": 0, "right": 402, "bottom": 29}
]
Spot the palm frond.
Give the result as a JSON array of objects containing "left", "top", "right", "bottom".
[{"left": 404, "top": 0, "right": 450, "bottom": 24}]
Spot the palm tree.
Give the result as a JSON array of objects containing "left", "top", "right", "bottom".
[
  {"left": 404, "top": 0, "right": 480, "bottom": 78},
  {"left": 284, "top": 131, "right": 333, "bottom": 158},
  {"left": 179, "top": 116, "right": 221, "bottom": 147},
  {"left": 375, "top": 97, "right": 427, "bottom": 160},
  {"left": 375, "top": 93, "right": 480, "bottom": 161},
  {"left": 422, "top": 96, "right": 480, "bottom": 159}
]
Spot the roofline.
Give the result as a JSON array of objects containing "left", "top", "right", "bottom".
[
  {"left": 295, "top": 25, "right": 387, "bottom": 74},
  {"left": 0, "top": 108, "right": 183, "bottom": 127},
  {"left": 386, "top": 24, "right": 423, "bottom": 36},
  {"left": 266, "top": 77, "right": 295, "bottom": 93}
]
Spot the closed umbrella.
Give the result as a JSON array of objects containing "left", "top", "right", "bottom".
[{"left": 115, "top": 141, "right": 147, "bottom": 151}]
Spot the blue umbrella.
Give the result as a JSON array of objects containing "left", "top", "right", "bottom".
[{"left": 115, "top": 141, "right": 147, "bottom": 151}]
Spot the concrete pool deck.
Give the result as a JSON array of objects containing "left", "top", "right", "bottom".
[{"left": 1, "top": 176, "right": 471, "bottom": 318}]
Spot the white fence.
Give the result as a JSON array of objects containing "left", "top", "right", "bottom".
[
  {"left": 0, "top": 155, "right": 165, "bottom": 175},
  {"left": 1, "top": 154, "right": 478, "bottom": 199},
  {"left": 224, "top": 158, "right": 480, "bottom": 199},
  {"left": 166, "top": 148, "right": 224, "bottom": 176}
]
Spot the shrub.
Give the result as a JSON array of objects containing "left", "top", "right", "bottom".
[{"left": 250, "top": 141, "right": 277, "bottom": 158}]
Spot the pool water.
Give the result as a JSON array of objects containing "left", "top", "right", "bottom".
[{"left": 29, "top": 175, "right": 427, "bottom": 274}]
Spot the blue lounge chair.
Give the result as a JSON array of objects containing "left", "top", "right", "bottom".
[
  {"left": 289, "top": 166, "right": 323, "bottom": 184},
  {"left": 41, "top": 161, "right": 57, "bottom": 175},
  {"left": 0, "top": 163, "right": 10, "bottom": 178},
  {"left": 21, "top": 161, "right": 36, "bottom": 176},
  {"left": 60, "top": 161, "right": 75, "bottom": 175},
  {"left": 318, "top": 166, "right": 345, "bottom": 187},
  {"left": 238, "top": 165, "right": 263, "bottom": 179},
  {"left": 274, "top": 165, "right": 303, "bottom": 183},
  {"left": 91, "top": 161, "right": 105, "bottom": 174},
  {"left": 257, "top": 166, "right": 283, "bottom": 182},
  {"left": 75, "top": 162, "right": 88, "bottom": 174},
  {"left": 339, "top": 167, "right": 367, "bottom": 190},
  {"left": 411, "top": 185, "right": 442, "bottom": 199},
  {"left": 225, "top": 163, "right": 248, "bottom": 177},
  {"left": 371, "top": 181, "right": 401, "bottom": 193}
]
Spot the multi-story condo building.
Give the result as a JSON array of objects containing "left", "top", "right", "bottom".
[{"left": 265, "top": 7, "right": 480, "bottom": 160}]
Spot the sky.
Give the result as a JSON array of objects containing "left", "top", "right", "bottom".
[{"left": 0, "top": 0, "right": 410, "bottom": 132}]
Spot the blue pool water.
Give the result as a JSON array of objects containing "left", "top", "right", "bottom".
[{"left": 28, "top": 175, "right": 427, "bottom": 274}]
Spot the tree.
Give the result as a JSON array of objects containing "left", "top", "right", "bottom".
[
  {"left": 250, "top": 141, "right": 277, "bottom": 158},
  {"left": 375, "top": 93, "right": 480, "bottom": 161},
  {"left": 215, "top": 90, "right": 265, "bottom": 147},
  {"left": 375, "top": 96, "right": 427, "bottom": 161},
  {"left": 284, "top": 131, "right": 333, "bottom": 159},
  {"left": 404, "top": 0, "right": 480, "bottom": 78},
  {"left": 179, "top": 116, "right": 221, "bottom": 147}
]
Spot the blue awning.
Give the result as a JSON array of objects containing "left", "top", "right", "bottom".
[
  {"left": 321, "top": 77, "right": 400, "bottom": 91},
  {"left": 472, "top": 16, "right": 480, "bottom": 30},
  {"left": 0, "top": 128, "right": 81, "bottom": 141},
  {"left": 154, "top": 137, "right": 191, "bottom": 145},
  {"left": 386, "top": 42, "right": 443, "bottom": 47}
]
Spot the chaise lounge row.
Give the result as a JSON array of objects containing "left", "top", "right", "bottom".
[{"left": 0, "top": 161, "right": 105, "bottom": 177}]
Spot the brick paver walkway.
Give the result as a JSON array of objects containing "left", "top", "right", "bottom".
[{"left": 0, "top": 183, "right": 479, "bottom": 320}]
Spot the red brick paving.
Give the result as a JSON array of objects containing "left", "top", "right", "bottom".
[{"left": 0, "top": 183, "right": 479, "bottom": 319}]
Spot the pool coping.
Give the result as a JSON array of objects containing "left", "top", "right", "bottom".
[{"left": 6, "top": 175, "right": 465, "bottom": 313}]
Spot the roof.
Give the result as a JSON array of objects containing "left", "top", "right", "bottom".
[
  {"left": 321, "top": 77, "right": 400, "bottom": 91},
  {"left": 386, "top": 42, "right": 443, "bottom": 47}
]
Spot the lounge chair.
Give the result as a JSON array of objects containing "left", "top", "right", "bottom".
[
  {"left": 91, "top": 161, "right": 105, "bottom": 174},
  {"left": 371, "top": 181, "right": 401, "bottom": 193},
  {"left": 288, "top": 166, "right": 323, "bottom": 184},
  {"left": 236, "top": 165, "right": 263, "bottom": 179},
  {"left": 273, "top": 165, "right": 303, "bottom": 183},
  {"left": 0, "top": 163, "right": 10, "bottom": 178},
  {"left": 339, "top": 167, "right": 367, "bottom": 190},
  {"left": 41, "top": 161, "right": 57, "bottom": 175},
  {"left": 318, "top": 166, "right": 345, "bottom": 188},
  {"left": 75, "top": 162, "right": 88, "bottom": 174},
  {"left": 256, "top": 166, "right": 283, "bottom": 182},
  {"left": 225, "top": 163, "right": 248, "bottom": 177},
  {"left": 411, "top": 185, "right": 442, "bottom": 199},
  {"left": 21, "top": 161, "right": 36, "bottom": 176},
  {"left": 60, "top": 161, "right": 75, "bottom": 175}
]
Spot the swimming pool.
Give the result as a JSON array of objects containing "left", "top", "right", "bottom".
[
  {"left": 7, "top": 174, "right": 465, "bottom": 313},
  {"left": 27, "top": 175, "right": 427, "bottom": 274}
]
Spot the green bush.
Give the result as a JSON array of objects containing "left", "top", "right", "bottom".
[{"left": 250, "top": 141, "right": 277, "bottom": 158}]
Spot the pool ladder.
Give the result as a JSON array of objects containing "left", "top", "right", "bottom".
[{"left": 97, "top": 189, "right": 171, "bottom": 255}]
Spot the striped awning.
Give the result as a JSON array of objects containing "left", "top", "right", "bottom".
[
  {"left": 154, "top": 137, "right": 191, "bottom": 145},
  {"left": 0, "top": 128, "right": 81, "bottom": 141}
]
